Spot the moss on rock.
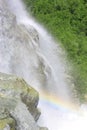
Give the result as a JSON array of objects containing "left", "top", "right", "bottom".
[
  {"left": 0, "top": 72, "right": 40, "bottom": 121},
  {"left": 0, "top": 72, "right": 48, "bottom": 130},
  {"left": 0, "top": 117, "right": 15, "bottom": 130}
]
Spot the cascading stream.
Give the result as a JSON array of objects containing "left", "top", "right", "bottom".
[{"left": 0, "top": 0, "right": 87, "bottom": 130}]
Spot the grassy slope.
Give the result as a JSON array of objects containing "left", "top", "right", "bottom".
[{"left": 23, "top": 0, "right": 87, "bottom": 101}]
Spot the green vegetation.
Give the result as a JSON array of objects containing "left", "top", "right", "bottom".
[
  {"left": 23, "top": 0, "right": 87, "bottom": 101},
  {"left": 0, "top": 118, "right": 15, "bottom": 130}
]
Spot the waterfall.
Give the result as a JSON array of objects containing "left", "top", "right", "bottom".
[
  {"left": 1, "top": 0, "right": 87, "bottom": 130},
  {"left": 5, "top": 0, "right": 72, "bottom": 100}
]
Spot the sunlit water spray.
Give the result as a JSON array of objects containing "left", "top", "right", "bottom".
[{"left": 1, "top": 0, "right": 87, "bottom": 130}]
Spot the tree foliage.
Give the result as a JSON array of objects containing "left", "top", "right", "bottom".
[{"left": 23, "top": 0, "right": 87, "bottom": 101}]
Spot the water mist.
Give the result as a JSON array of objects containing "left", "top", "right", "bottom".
[{"left": 1, "top": 0, "right": 87, "bottom": 130}]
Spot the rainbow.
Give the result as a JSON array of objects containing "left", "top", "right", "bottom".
[{"left": 39, "top": 90, "right": 79, "bottom": 113}]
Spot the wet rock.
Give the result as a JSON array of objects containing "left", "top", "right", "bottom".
[
  {"left": 21, "top": 89, "right": 41, "bottom": 121},
  {"left": 0, "top": 72, "right": 40, "bottom": 120},
  {"left": 0, "top": 72, "right": 48, "bottom": 130},
  {"left": 0, "top": 117, "right": 15, "bottom": 130}
]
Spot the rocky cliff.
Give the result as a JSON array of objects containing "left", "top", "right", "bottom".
[{"left": 0, "top": 72, "right": 48, "bottom": 130}]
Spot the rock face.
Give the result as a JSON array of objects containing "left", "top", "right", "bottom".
[
  {"left": 0, "top": 72, "right": 47, "bottom": 130},
  {"left": 0, "top": 0, "right": 48, "bottom": 130}
]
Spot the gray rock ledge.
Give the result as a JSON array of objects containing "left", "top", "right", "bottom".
[{"left": 0, "top": 72, "right": 48, "bottom": 130}]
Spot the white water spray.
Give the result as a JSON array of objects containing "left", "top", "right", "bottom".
[
  {"left": 6, "top": 0, "right": 72, "bottom": 101},
  {"left": 1, "top": 0, "right": 87, "bottom": 130}
]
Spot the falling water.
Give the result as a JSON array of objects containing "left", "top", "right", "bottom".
[
  {"left": 5, "top": 0, "right": 72, "bottom": 100},
  {"left": 1, "top": 0, "right": 87, "bottom": 130}
]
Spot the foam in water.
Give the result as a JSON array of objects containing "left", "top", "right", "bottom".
[{"left": 1, "top": 0, "right": 87, "bottom": 130}]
